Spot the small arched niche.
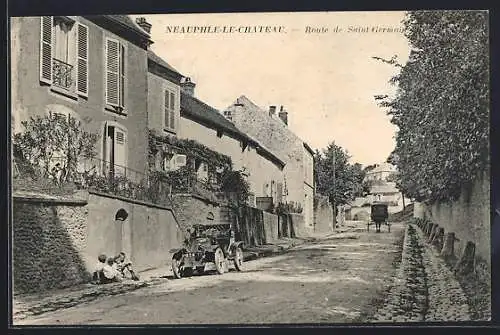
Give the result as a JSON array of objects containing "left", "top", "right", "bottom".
[
  {"left": 115, "top": 208, "right": 129, "bottom": 221},
  {"left": 206, "top": 212, "right": 215, "bottom": 221}
]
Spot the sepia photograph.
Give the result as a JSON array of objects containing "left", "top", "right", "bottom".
[{"left": 10, "top": 10, "right": 490, "bottom": 325}]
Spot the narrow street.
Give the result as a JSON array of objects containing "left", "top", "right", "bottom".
[{"left": 18, "top": 222, "right": 405, "bottom": 325}]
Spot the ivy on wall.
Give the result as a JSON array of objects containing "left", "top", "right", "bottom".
[
  {"left": 148, "top": 130, "right": 252, "bottom": 204},
  {"left": 148, "top": 129, "right": 233, "bottom": 171}
]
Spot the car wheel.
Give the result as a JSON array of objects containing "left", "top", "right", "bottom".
[
  {"left": 233, "top": 247, "right": 243, "bottom": 271},
  {"left": 172, "top": 255, "right": 183, "bottom": 279},
  {"left": 214, "top": 248, "right": 225, "bottom": 274},
  {"left": 183, "top": 267, "right": 194, "bottom": 277}
]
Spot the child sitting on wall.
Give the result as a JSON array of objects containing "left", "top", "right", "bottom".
[
  {"left": 114, "top": 252, "right": 139, "bottom": 281},
  {"left": 92, "top": 254, "right": 107, "bottom": 284}
]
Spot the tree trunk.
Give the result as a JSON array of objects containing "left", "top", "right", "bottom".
[
  {"left": 440, "top": 232, "right": 455, "bottom": 259},
  {"left": 431, "top": 227, "right": 445, "bottom": 251},
  {"left": 454, "top": 241, "right": 476, "bottom": 276},
  {"left": 333, "top": 202, "right": 337, "bottom": 228},
  {"left": 424, "top": 222, "right": 432, "bottom": 237},
  {"left": 428, "top": 223, "right": 436, "bottom": 237},
  {"left": 423, "top": 221, "right": 429, "bottom": 234},
  {"left": 401, "top": 192, "right": 406, "bottom": 210}
]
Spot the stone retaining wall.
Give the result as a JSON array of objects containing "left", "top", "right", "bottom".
[
  {"left": 13, "top": 196, "right": 90, "bottom": 293},
  {"left": 417, "top": 171, "right": 490, "bottom": 266},
  {"left": 313, "top": 194, "right": 333, "bottom": 233},
  {"left": 13, "top": 191, "right": 183, "bottom": 294}
]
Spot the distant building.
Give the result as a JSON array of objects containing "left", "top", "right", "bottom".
[
  {"left": 364, "top": 162, "right": 397, "bottom": 182},
  {"left": 223, "top": 97, "right": 315, "bottom": 228},
  {"left": 368, "top": 182, "right": 400, "bottom": 205}
]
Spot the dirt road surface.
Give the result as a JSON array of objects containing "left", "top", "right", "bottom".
[{"left": 17, "top": 222, "right": 405, "bottom": 325}]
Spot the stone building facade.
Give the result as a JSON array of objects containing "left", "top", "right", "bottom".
[
  {"left": 146, "top": 46, "right": 286, "bottom": 207},
  {"left": 223, "top": 96, "right": 315, "bottom": 227},
  {"left": 11, "top": 15, "right": 153, "bottom": 175}
]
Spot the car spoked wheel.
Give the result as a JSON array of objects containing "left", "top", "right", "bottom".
[
  {"left": 214, "top": 248, "right": 225, "bottom": 274},
  {"left": 234, "top": 247, "right": 243, "bottom": 271},
  {"left": 172, "top": 255, "right": 183, "bottom": 279}
]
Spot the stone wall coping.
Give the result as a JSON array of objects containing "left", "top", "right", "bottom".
[
  {"left": 13, "top": 193, "right": 88, "bottom": 206},
  {"left": 88, "top": 190, "right": 173, "bottom": 211},
  {"left": 172, "top": 192, "right": 224, "bottom": 206}
]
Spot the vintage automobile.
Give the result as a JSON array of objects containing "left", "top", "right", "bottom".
[{"left": 170, "top": 223, "right": 244, "bottom": 278}]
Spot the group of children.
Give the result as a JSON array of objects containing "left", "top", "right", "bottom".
[{"left": 92, "top": 252, "right": 139, "bottom": 284}]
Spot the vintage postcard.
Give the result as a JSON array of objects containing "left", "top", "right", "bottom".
[{"left": 10, "top": 10, "right": 490, "bottom": 325}]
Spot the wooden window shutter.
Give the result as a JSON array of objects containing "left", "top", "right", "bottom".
[
  {"left": 39, "top": 16, "right": 53, "bottom": 84},
  {"left": 169, "top": 91, "right": 175, "bottom": 129},
  {"left": 164, "top": 90, "right": 170, "bottom": 129},
  {"left": 105, "top": 38, "right": 119, "bottom": 106},
  {"left": 277, "top": 183, "right": 283, "bottom": 203},
  {"left": 76, "top": 23, "right": 89, "bottom": 97},
  {"left": 113, "top": 128, "right": 127, "bottom": 176},
  {"left": 119, "top": 44, "right": 125, "bottom": 107}
]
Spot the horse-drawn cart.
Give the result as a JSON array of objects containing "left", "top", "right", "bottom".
[{"left": 367, "top": 202, "right": 391, "bottom": 233}]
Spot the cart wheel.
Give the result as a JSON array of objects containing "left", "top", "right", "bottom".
[
  {"left": 214, "top": 248, "right": 225, "bottom": 274},
  {"left": 172, "top": 255, "right": 183, "bottom": 279},
  {"left": 233, "top": 247, "right": 244, "bottom": 271}
]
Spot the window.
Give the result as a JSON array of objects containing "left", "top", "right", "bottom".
[
  {"left": 196, "top": 160, "right": 208, "bottom": 181},
  {"left": 105, "top": 37, "right": 126, "bottom": 109},
  {"left": 102, "top": 122, "right": 128, "bottom": 178},
  {"left": 164, "top": 88, "right": 176, "bottom": 131},
  {"left": 39, "top": 16, "right": 89, "bottom": 97},
  {"left": 161, "top": 153, "right": 174, "bottom": 171},
  {"left": 223, "top": 110, "right": 232, "bottom": 121}
]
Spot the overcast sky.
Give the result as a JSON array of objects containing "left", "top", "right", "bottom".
[{"left": 133, "top": 12, "right": 411, "bottom": 166}]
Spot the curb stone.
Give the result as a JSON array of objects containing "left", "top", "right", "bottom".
[{"left": 370, "top": 223, "right": 471, "bottom": 322}]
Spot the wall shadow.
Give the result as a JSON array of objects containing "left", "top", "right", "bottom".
[{"left": 13, "top": 201, "right": 91, "bottom": 295}]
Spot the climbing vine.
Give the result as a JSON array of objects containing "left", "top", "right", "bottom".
[
  {"left": 375, "top": 11, "right": 489, "bottom": 203},
  {"left": 148, "top": 130, "right": 252, "bottom": 203},
  {"left": 148, "top": 129, "right": 232, "bottom": 171}
]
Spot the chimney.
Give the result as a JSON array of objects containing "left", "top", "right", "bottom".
[
  {"left": 278, "top": 105, "right": 288, "bottom": 125},
  {"left": 135, "top": 17, "right": 152, "bottom": 34},
  {"left": 181, "top": 77, "right": 196, "bottom": 96},
  {"left": 269, "top": 105, "right": 276, "bottom": 117}
]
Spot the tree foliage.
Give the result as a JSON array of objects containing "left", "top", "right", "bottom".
[
  {"left": 220, "top": 170, "right": 251, "bottom": 206},
  {"left": 13, "top": 114, "right": 99, "bottom": 181},
  {"left": 375, "top": 10, "right": 489, "bottom": 203},
  {"left": 314, "top": 143, "right": 368, "bottom": 206}
]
